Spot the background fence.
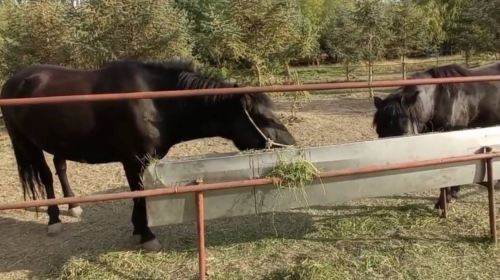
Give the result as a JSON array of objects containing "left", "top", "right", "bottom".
[{"left": 293, "top": 56, "right": 499, "bottom": 84}]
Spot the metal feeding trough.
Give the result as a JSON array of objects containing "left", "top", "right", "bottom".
[{"left": 143, "top": 127, "right": 500, "bottom": 227}]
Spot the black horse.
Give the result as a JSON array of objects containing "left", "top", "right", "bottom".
[
  {"left": 373, "top": 62, "right": 500, "bottom": 209},
  {"left": 0, "top": 59, "right": 296, "bottom": 250}
]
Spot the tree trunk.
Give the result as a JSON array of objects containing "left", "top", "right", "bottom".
[
  {"left": 345, "top": 62, "right": 350, "bottom": 82},
  {"left": 255, "top": 64, "right": 263, "bottom": 86},
  {"left": 368, "top": 35, "right": 374, "bottom": 98},
  {"left": 465, "top": 51, "right": 471, "bottom": 67},
  {"left": 435, "top": 49, "right": 440, "bottom": 67},
  {"left": 368, "top": 60, "right": 374, "bottom": 98},
  {"left": 285, "top": 63, "right": 292, "bottom": 80},
  {"left": 401, "top": 55, "right": 407, "bottom": 80}
]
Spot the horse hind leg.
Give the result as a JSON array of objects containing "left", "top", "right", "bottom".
[
  {"left": 435, "top": 187, "right": 454, "bottom": 210},
  {"left": 449, "top": 186, "right": 460, "bottom": 199},
  {"left": 32, "top": 151, "right": 63, "bottom": 235},
  {"left": 53, "top": 156, "right": 82, "bottom": 218},
  {"left": 6, "top": 128, "right": 63, "bottom": 235}
]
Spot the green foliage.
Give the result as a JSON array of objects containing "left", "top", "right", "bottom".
[
  {"left": 181, "top": 0, "right": 319, "bottom": 85},
  {"left": 0, "top": 0, "right": 498, "bottom": 82},
  {"left": 73, "top": 0, "right": 193, "bottom": 68},
  {"left": 416, "top": 0, "right": 446, "bottom": 51},
  {"left": 0, "top": 0, "right": 193, "bottom": 75},
  {"left": 320, "top": 6, "right": 362, "bottom": 66},
  {"left": 387, "top": 1, "right": 437, "bottom": 58},
  {"left": 0, "top": 0, "right": 76, "bottom": 76},
  {"left": 446, "top": 0, "right": 497, "bottom": 59},
  {"left": 180, "top": 0, "right": 244, "bottom": 68},
  {"left": 352, "top": 0, "right": 391, "bottom": 63},
  {"left": 298, "top": 0, "right": 326, "bottom": 27}
]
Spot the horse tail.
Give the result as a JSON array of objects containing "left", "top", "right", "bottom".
[
  {"left": 8, "top": 132, "right": 46, "bottom": 201},
  {"left": 1, "top": 77, "right": 45, "bottom": 201}
]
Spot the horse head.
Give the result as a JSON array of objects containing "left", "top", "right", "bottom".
[
  {"left": 153, "top": 61, "right": 296, "bottom": 150},
  {"left": 372, "top": 86, "right": 423, "bottom": 138}
]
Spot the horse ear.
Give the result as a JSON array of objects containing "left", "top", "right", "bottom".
[
  {"left": 373, "top": 96, "right": 383, "bottom": 109},
  {"left": 402, "top": 90, "right": 420, "bottom": 106}
]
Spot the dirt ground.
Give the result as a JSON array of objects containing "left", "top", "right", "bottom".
[
  {"left": 0, "top": 92, "right": 379, "bottom": 279},
  {"left": 7, "top": 92, "right": 497, "bottom": 279}
]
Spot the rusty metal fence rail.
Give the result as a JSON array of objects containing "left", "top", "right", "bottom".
[
  {"left": 0, "top": 75, "right": 500, "bottom": 280},
  {"left": 1, "top": 76, "right": 500, "bottom": 106}
]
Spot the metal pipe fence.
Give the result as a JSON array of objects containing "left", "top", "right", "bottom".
[
  {"left": 0, "top": 75, "right": 499, "bottom": 280},
  {"left": 0, "top": 76, "right": 500, "bottom": 106}
]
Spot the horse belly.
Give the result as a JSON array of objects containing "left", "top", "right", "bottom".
[{"left": 9, "top": 105, "right": 123, "bottom": 163}]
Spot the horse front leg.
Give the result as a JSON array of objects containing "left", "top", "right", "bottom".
[
  {"left": 435, "top": 185, "right": 461, "bottom": 210},
  {"left": 435, "top": 187, "right": 453, "bottom": 209},
  {"left": 53, "top": 156, "right": 82, "bottom": 218},
  {"left": 449, "top": 186, "right": 461, "bottom": 199},
  {"left": 123, "top": 159, "right": 161, "bottom": 251}
]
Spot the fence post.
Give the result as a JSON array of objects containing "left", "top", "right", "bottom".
[
  {"left": 194, "top": 175, "right": 207, "bottom": 280},
  {"left": 486, "top": 157, "right": 498, "bottom": 243},
  {"left": 368, "top": 62, "right": 374, "bottom": 98},
  {"left": 196, "top": 191, "right": 207, "bottom": 280},
  {"left": 440, "top": 188, "right": 447, "bottom": 218}
]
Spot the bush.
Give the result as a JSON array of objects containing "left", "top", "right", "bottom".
[
  {"left": 0, "top": 0, "right": 194, "bottom": 76},
  {"left": 181, "top": 0, "right": 319, "bottom": 84},
  {"left": 74, "top": 0, "right": 193, "bottom": 68},
  {"left": 0, "top": 0, "right": 77, "bottom": 76}
]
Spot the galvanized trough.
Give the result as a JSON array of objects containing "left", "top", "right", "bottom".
[{"left": 143, "top": 127, "right": 500, "bottom": 227}]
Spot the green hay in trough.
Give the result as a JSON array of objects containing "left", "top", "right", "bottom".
[{"left": 266, "top": 152, "right": 322, "bottom": 208}]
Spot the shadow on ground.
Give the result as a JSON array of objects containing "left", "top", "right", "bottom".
[{"left": 1, "top": 184, "right": 495, "bottom": 279}]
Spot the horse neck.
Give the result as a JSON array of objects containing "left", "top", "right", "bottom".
[
  {"left": 156, "top": 94, "right": 243, "bottom": 146},
  {"left": 153, "top": 69, "right": 248, "bottom": 144}
]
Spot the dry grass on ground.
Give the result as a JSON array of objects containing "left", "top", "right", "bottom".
[{"left": 0, "top": 92, "right": 498, "bottom": 280}]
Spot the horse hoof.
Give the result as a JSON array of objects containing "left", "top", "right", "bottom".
[
  {"left": 434, "top": 202, "right": 442, "bottom": 210},
  {"left": 69, "top": 206, "right": 83, "bottom": 218},
  {"left": 141, "top": 238, "right": 162, "bottom": 251},
  {"left": 47, "top": 223, "right": 63, "bottom": 236},
  {"left": 133, "top": 234, "right": 141, "bottom": 243}
]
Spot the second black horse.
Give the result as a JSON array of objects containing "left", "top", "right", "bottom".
[{"left": 373, "top": 62, "right": 500, "bottom": 209}]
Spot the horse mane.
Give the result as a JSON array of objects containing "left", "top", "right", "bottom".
[
  {"left": 424, "top": 63, "right": 471, "bottom": 78},
  {"left": 139, "top": 59, "right": 274, "bottom": 110},
  {"left": 424, "top": 63, "right": 472, "bottom": 101}
]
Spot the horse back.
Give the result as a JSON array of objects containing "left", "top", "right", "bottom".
[
  {"left": 0, "top": 64, "right": 164, "bottom": 163},
  {"left": 1, "top": 64, "right": 97, "bottom": 99}
]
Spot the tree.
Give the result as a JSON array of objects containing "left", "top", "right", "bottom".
[
  {"left": 482, "top": 0, "right": 500, "bottom": 55},
  {"left": 410, "top": 0, "right": 460, "bottom": 56},
  {"left": 74, "top": 0, "right": 193, "bottom": 68},
  {"left": 320, "top": 5, "right": 361, "bottom": 81},
  {"left": 183, "top": 0, "right": 318, "bottom": 85},
  {"left": 298, "top": 0, "right": 326, "bottom": 29},
  {"left": 388, "top": 0, "right": 436, "bottom": 79},
  {"left": 0, "top": 0, "right": 76, "bottom": 76},
  {"left": 352, "top": 0, "right": 391, "bottom": 97},
  {"left": 177, "top": 0, "right": 244, "bottom": 69},
  {"left": 446, "top": 0, "right": 496, "bottom": 65},
  {"left": 0, "top": 0, "right": 193, "bottom": 75}
]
